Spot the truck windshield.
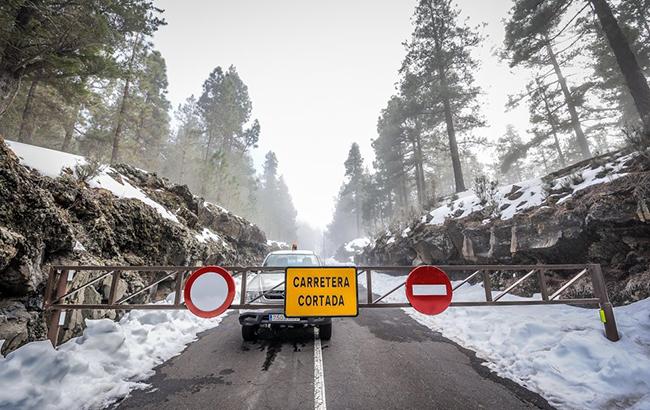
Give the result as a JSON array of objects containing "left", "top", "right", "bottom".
[{"left": 264, "top": 254, "right": 319, "bottom": 267}]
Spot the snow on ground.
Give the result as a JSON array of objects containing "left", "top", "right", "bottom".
[
  {"left": 426, "top": 152, "right": 635, "bottom": 226},
  {"left": 344, "top": 237, "right": 370, "bottom": 253},
  {"left": 363, "top": 271, "right": 650, "bottom": 410},
  {"left": 0, "top": 290, "right": 234, "bottom": 410},
  {"left": 6, "top": 140, "right": 179, "bottom": 223}
]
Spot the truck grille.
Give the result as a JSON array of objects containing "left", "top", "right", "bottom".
[{"left": 264, "top": 290, "right": 285, "bottom": 300}]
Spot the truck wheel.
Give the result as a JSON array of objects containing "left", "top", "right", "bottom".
[
  {"left": 242, "top": 325, "right": 257, "bottom": 341},
  {"left": 318, "top": 323, "right": 332, "bottom": 340}
]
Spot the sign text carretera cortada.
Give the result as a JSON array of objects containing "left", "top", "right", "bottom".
[{"left": 285, "top": 267, "right": 358, "bottom": 317}]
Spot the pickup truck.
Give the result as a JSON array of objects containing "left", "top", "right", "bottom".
[{"left": 238, "top": 250, "right": 332, "bottom": 341}]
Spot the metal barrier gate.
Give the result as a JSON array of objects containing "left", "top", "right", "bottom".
[{"left": 43, "top": 263, "right": 619, "bottom": 346}]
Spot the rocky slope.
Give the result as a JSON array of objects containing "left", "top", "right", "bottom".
[
  {"left": 0, "top": 138, "right": 268, "bottom": 354},
  {"left": 357, "top": 150, "right": 650, "bottom": 305}
]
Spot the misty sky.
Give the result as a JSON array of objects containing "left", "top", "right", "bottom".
[{"left": 152, "top": 0, "right": 531, "bottom": 230}]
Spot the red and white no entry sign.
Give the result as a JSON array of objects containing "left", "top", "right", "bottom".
[
  {"left": 405, "top": 265, "right": 452, "bottom": 315},
  {"left": 183, "top": 266, "right": 235, "bottom": 318}
]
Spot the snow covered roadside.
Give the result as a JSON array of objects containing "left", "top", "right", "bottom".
[
  {"left": 364, "top": 271, "right": 650, "bottom": 410},
  {"left": 0, "top": 292, "right": 230, "bottom": 410}
]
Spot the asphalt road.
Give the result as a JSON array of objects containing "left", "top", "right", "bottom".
[{"left": 115, "top": 307, "right": 553, "bottom": 410}]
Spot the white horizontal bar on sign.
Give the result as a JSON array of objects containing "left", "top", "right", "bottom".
[{"left": 412, "top": 284, "right": 447, "bottom": 296}]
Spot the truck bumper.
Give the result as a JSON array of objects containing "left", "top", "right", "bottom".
[{"left": 238, "top": 309, "right": 332, "bottom": 326}]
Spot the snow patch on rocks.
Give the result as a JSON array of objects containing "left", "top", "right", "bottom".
[
  {"left": 6, "top": 140, "right": 179, "bottom": 223},
  {"left": 194, "top": 228, "right": 226, "bottom": 246},
  {"left": 344, "top": 237, "right": 370, "bottom": 253},
  {"left": 426, "top": 152, "right": 635, "bottom": 226}
]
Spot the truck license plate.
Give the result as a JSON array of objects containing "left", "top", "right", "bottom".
[{"left": 269, "top": 314, "right": 300, "bottom": 322}]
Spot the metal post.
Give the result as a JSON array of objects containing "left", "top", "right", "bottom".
[
  {"left": 240, "top": 270, "right": 247, "bottom": 305},
  {"left": 365, "top": 269, "right": 373, "bottom": 304},
  {"left": 173, "top": 270, "right": 184, "bottom": 306},
  {"left": 108, "top": 270, "right": 121, "bottom": 305},
  {"left": 482, "top": 270, "right": 492, "bottom": 302},
  {"left": 43, "top": 265, "right": 56, "bottom": 308},
  {"left": 538, "top": 268, "right": 549, "bottom": 301},
  {"left": 47, "top": 269, "right": 69, "bottom": 347},
  {"left": 589, "top": 264, "right": 619, "bottom": 342}
]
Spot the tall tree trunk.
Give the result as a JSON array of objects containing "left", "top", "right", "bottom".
[
  {"left": 199, "top": 133, "right": 214, "bottom": 197},
  {"left": 17, "top": 78, "right": 39, "bottom": 143},
  {"left": 545, "top": 40, "right": 591, "bottom": 158},
  {"left": 550, "top": 129, "right": 567, "bottom": 167},
  {"left": 0, "top": 72, "right": 21, "bottom": 118},
  {"left": 61, "top": 104, "right": 80, "bottom": 151},
  {"left": 415, "top": 131, "right": 427, "bottom": 206},
  {"left": 590, "top": 0, "right": 650, "bottom": 136},
  {"left": 355, "top": 185, "right": 361, "bottom": 237},
  {"left": 178, "top": 140, "right": 188, "bottom": 183},
  {"left": 539, "top": 143, "right": 550, "bottom": 173},
  {"left": 110, "top": 79, "right": 131, "bottom": 164},
  {"left": 135, "top": 91, "right": 149, "bottom": 145},
  {"left": 395, "top": 144, "right": 409, "bottom": 208},
  {"left": 410, "top": 138, "right": 423, "bottom": 207},
  {"left": 396, "top": 166, "right": 408, "bottom": 209},
  {"left": 537, "top": 78, "right": 568, "bottom": 167},
  {"left": 110, "top": 35, "right": 141, "bottom": 164},
  {"left": 428, "top": 0, "right": 466, "bottom": 193},
  {"left": 439, "top": 66, "right": 466, "bottom": 192}
]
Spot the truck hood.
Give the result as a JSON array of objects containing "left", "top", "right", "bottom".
[{"left": 247, "top": 271, "right": 285, "bottom": 292}]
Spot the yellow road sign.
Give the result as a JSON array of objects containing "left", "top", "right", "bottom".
[{"left": 285, "top": 267, "right": 358, "bottom": 317}]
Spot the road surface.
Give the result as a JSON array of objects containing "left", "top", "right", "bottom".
[{"left": 115, "top": 307, "right": 553, "bottom": 410}]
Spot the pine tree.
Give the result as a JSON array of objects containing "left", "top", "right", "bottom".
[
  {"left": 497, "top": 126, "right": 527, "bottom": 184},
  {"left": 343, "top": 143, "right": 365, "bottom": 237},
  {"left": 162, "top": 95, "right": 204, "bottom": 186},
  {"left": 133, "top": 50, "right": 171, "bottom": 170},
  {"left": 402, "top": 0, "right": 485, "bottom": 192},
  {"left": 197, "top": 66, "right": 260, "bottom": 200},
  {"left": 374, "top": 96, "right": 410, "bottom": 211},
  {"left": 0, "top": 72, "right": 92, "bottom": 151},
  {"left": 258, "top": 151, "right": 280, "bottom": 238},
  {"left": 591, "top": 0, "right": 650, "bottom": 136},
  {"left": 0, "top": 0, "right": 164, "bottom": 117},
  {"left": 505, "top": 74, "right": 573, "bottom": 169},
  {"left": 585, "top": 0, "right": 650, "bottom": 129},
  {"left": 504, "top": 2, "right": 592, "bottom": 158},
  {"left": 505, "top": 0, "right": 650, "bottom": 140},
  {"left": 324, "top": 185, "right": 357, "bottom": 255},
  {"left": 256, "top": 151, "right": 297, "bottom": 242}
]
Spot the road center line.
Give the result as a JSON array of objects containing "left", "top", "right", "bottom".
[{"left": 314, "top": 328, "right": 327, "bottom": 410}]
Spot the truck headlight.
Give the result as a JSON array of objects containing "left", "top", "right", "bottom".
[{"left": 246, "top": 291, "right": 264, "bottom": 302}]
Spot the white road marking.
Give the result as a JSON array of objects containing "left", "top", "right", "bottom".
[
  {"left": 412, "top": 284, "right": 447, "bottom": 296},
  {"left": 313, "top": 328, "right": 327, "bottom": 410}
]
